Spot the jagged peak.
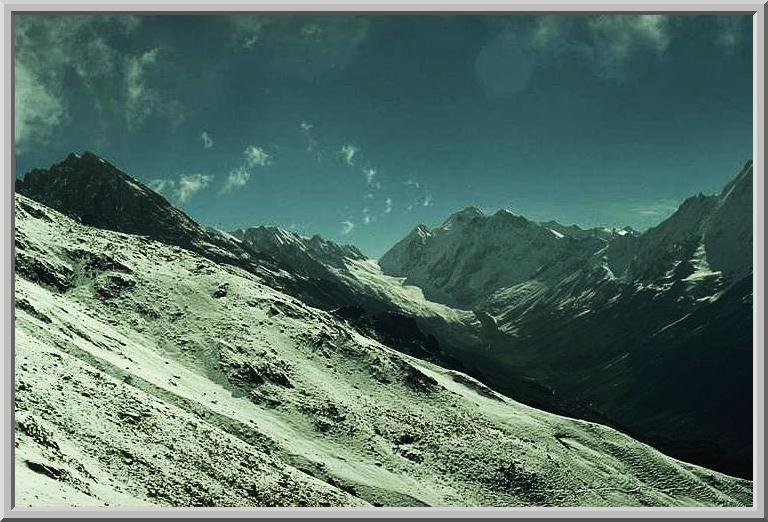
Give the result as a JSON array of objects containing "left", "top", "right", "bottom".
[
  {"left": 438, "top": 206, "right": 484, "bottom": 229},
  {"left": 59, "top": 150, "right": 118, "bottom": 171},
  {"left": 407, "top": 223, "right": 432, "bottom": 240},
  {"left": 496, "top": 208, "right": 514, "bottom": 215},
  {"left": 452, "top": 206, "right": 484, "bottom": 219}
]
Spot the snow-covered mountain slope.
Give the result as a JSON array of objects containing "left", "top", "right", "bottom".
[
  {"left": 14, "top": 152, "right": 374, "bottom": 313},
  {"left": 379, "top": 207, "right": 617, "bottom": 309},
  {"left": 15, "top": 193, "right": 753, "bottom": 507},
  {"left": 234, "top": 226, "right": 366, "bottom": 272},
  {"left": 378, "top": 162, "right": 754, "bottom": 479},
  {"left": 232, "top": 225, "right": 496, "bottom": 380}
]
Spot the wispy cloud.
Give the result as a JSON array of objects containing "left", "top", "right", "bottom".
[
  {"left": 229, "top": 16, "right": 371, "bottom": 79},
  {"left": 340, "top": 220, "right": 355, "bottom": 235},
  {"left": 362, "top": 208, "right": 372, "bottom": 225},
  {"left": 586, "top": 15, "right": 671, "bottom": 74},
  {"left": 149, "top": 173, "right": 213, "bottom": 204},
  {"left": 244, "top": 145, "right": 272, "bottom": 167},
  {"left": 201, "top": 131, "right": 213, "bottom": 149},
  {"left": 14, "top": 15, "right": 147, "bottom": 150},
  {"left": 476, "top": 15, "right": 681, "bottom": 95},
  {"left": 403, "top": 179, "right": 421, "bottom": 189},
  {"left": 422, "top": 194, "right": 433, "bottom": 207},
  {"left": 125, "top": 48, "right": 160, "bottom": 128},
  {"left": 177, "top": 174, "right": 213, "bottom": 203},
  {"left": 363, "top": 167, "right": 377, "bottom": 186},
  {"left": 220, "top": 144, "right": 273, "bottom": 194},
  {"left": 384, "top": 197, "right": 393, "bottom": 214},
  {"left": 229, "top": 16, "right": 271, "bottom": 49},
  {"left": 340, "top": 144, "right": 358, "bottom": 166},
  {"left": 299, "top": 121, "right": 318, "bottom": 152},
  {"left": 221, "top": 166, "right": 251, "bottom": 194},
  {"left": 15, "top": 61, "right": 64, "bottom": 150},
  {"left": 558, "top": 16, "right": 672, "bottom": 77}
]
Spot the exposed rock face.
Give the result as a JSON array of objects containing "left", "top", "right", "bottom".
[{"left": 17, "top": 152, "right": 207, "bottom": 249}]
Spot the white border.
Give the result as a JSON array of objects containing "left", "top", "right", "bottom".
[{"left": 1, "top": 1, "right": 764, "bottom": 519}]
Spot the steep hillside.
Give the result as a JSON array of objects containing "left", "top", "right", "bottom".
[
  {"left": 14, "top": 193, "right": 753, "bottom": 507},
  {"left": 16, "top": 196, "right": 751, "bottom": 505}
]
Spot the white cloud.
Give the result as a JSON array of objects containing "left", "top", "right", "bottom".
[
  {"left": 384, "top": 197, "right": 393, "bottom": 214},
  {"left": 588, "top": 15, "right": 671, "bottom": 62},
  {"left": 340, "top": 220, "right": 355, "bottom": 235},
  {"left": 340, "top": 144, "right": 358, "bottom": 166},
  {"left": 229, "top": 16, "right": 371, "bottom": 79},
  {"left": 478, "top": 15, "right": 677, "bottom": 91},
  {"left": 229, "top": 16, "right": 271, "bottom": 49},
  {"left": 201, "top": 131, "right": 213, "bottom": 149},
  {"left": 177, "top": 174, "right": 213, "bottom": 203},
  {"left": 14, "top": 15, "right": 143, "bottom": 149},
  {"left": 244, "top": 145, "right": 272, "bottom": 166},
  {"left": 125, "top": 48, "right": 160, "bottom": 128},
  {"left": 221, "top": 165, "right": 252, "bottom": 194},
  {"left": 362, "top": 208, "right": 373, "bottom": 225},
  {"left": 403, "top": 179, "right": 421, "bottom": 189},
  {"left": 149, "top": 173, "right": 213, "bottom": 204},
  {"left": 363, "top": 167, "right": 376, "bottom": 185},
  {"left": 14, "top": 61, "right": 65, "bottom": 151},
  {"left": 220, "top": 145, "right": 273, "bottom": 194},
  {"left": 531, "top": 15, "right": 673, "bottom": 80},
  {"left": 423, "top": 194, "right": 433, "bottom": 207}
]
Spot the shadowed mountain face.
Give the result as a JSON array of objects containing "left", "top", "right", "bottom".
[
  {"left": 15, "top": 152, "right": 264, "bottom": 269},
  {"left": 379, "top": 162, "right": 754, "bottom": 479},
  {"left": 15, "top": 153, "right": 753, "bottom": 485}
]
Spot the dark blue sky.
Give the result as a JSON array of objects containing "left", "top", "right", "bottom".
[{"left": 15, "top": 14, "right": 752, "bottom": 256}]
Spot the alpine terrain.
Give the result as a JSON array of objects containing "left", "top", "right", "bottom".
[
  {"left": 14, "top": 152, "right": 753, "bottom": 507},
  {"left": 379, "top": 161, "right": 754, "bottom": 479}
]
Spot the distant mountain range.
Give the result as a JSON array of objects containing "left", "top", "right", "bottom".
[
  {"left": 377, "top": 162, "right": 753, "bottom": 478},
  {"left": 13, "top": 151, "right": 754, "bottom": 506}
]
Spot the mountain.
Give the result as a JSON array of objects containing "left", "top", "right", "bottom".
[
  {"left": 379, "top": 161, "right": 754, "bottom": 478},
  {"left": 13, "top": 156, "right": 753, "bottom": 506},
  {"left": 234, "top": 226, "right": 366, "bottom": 272},
  {"left": 378, "top": 206, "right": 630, "bottom": 309},
  {"left": 16, "top": 152, "right": 256, "bottom": 268},
  {"left": 15, "top": 152, "right": 376, "bottom": 312}
]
